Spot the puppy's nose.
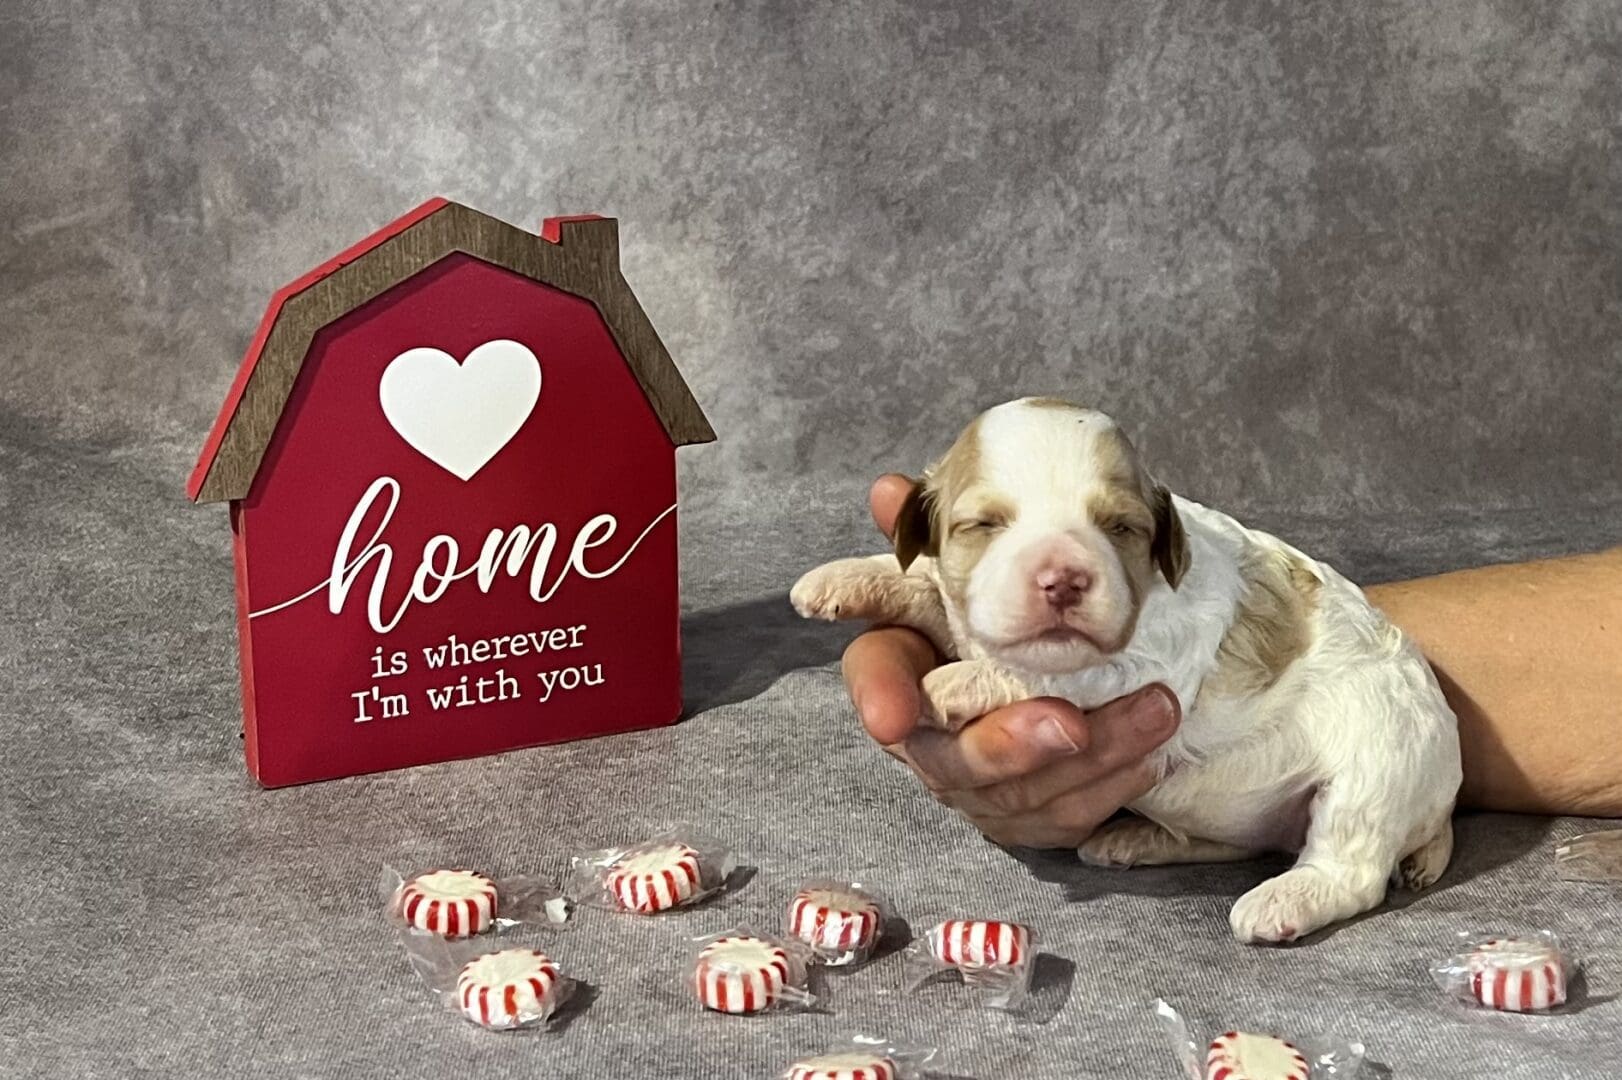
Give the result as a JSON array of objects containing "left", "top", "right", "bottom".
[{"left": 1035, "top": 565, "right": 1091, "bottom": 609}]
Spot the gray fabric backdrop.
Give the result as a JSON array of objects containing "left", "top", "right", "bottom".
[{"left": 3, "top": 2, "right": 1619, "bottom": 1078}]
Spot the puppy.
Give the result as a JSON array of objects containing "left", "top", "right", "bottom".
[{"left": 792, "top": 397, "right": 1461, "bottom": 943}]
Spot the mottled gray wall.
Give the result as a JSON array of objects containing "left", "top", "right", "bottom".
[
  {"left": 3, "top": 8, "right": 1621, "bottom": 1077},
  {"left": 4, "top": 0, "right": 1619, "bottom": 522}
]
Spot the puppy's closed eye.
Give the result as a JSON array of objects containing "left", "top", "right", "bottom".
[
  {"left": 1099, "top": 516, "right": 1150, "bottom": 541},
  {"left": 951, "top": 515, "right": 1008, "bottom": 537}
]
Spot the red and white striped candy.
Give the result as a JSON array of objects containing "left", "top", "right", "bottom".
[
  {"left": 693, "top": 935, "right": 793, "bottom": 1014},
  {"left": 1468, "top": 938, "right": 1567, "bottom": 1012},
  {"left": 786, "top": 1051, "right": 898, "bottom": 1080},
  {"left": 607, "top": 843, "right": 703, "bottom": 913},
  {"left": 927, "top": 919, "right": 1032, "bottom": 969},
  {"left": 455, "top": 949, "right": 561, "bottom": 1030},
  {"left": 787, "top": 885, "right": 881, "bottom": 957},
  {"left": 397, "top": 869, "right": 498, "bottom": 938},
  {"left": 1206, "top": 1032, "right": 1309, "bottom": 1080}
]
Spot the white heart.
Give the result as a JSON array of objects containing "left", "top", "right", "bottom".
[{"left": 378, "top": 339, "right": 541, "bottom": 481}]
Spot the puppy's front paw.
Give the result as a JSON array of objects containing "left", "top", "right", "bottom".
[
  {"left": 790, "top": 560, "right": 877, "bottom": 621},
  {"left": 920, "top": 660, "right": 1028, "bottom": 732}
]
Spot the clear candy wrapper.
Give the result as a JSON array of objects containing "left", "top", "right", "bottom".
[
  {"left": 382, "top": 865, "right": 571, "bottom": 937},
  {"left": 568, "top": 828, "right": 736, "bottom": 915},
  {"left": 1430, "top": 930, "right": 1572, "bottom": 1013},
  {"left": 782, "top": 1036, "right": 937, "bottom": 1080},
  {"left": 1153, "top": 999, "right": 1365, "bottom": 1079},
  {"left": 1554, "top": 829, "right": 1622, "bottom": 882},
  {"left": 785, "top": 879, "right": 889, "bottom": 967},
  {"left": 690, "top": 926, "right": 820, "bottom": 1015},
  {"left": 903, "top": 918, "right": 1035, "bottom": 1012}
]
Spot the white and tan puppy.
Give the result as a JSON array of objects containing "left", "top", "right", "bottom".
[{"left": 792, "top": 398, "right": 1461, "bottom": 943}]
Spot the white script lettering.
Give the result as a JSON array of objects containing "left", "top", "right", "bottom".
[{"left": 248, "top": 477, "right": 675, "bottom": 632}]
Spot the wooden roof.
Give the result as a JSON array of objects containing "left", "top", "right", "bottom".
[{"left": 187, "top": 198, "right": 715, "bottom": 504}]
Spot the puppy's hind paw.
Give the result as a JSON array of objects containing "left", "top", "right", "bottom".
[
  {"left": 1077, "top": 818, "right": 1163, "bottom": 868},
  {"left": 1229, "top": 871, "right": 1320, "bottom": 944},
  {"left": 1229, "top": 865, "right": 1382, "bottom": 944},
  {"left": 1078, "top": 818, "right": 1254, "bottom": 869},
  {"left": 1396, "top": 820, "right": 1454, "bottom": 892}
]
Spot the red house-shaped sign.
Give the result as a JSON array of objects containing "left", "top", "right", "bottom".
[{"left": 188, "top": 199, "right": 715, "bottom": 787}]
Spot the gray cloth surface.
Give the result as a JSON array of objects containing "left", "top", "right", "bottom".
[{"left": 3, "top": 2, "right": 1620, "bottom": 1078}]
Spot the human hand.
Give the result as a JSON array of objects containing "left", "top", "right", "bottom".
[{"left": 840, "top": 475, "right": 1182, "bottom": 848}]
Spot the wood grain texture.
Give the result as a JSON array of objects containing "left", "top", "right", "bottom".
[{"left": 193, "top": 201, "right": 715, "bottom": 503}]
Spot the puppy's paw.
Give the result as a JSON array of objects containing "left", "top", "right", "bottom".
[
  {"left": 790, "top": 560, "right": 883, "bottom": 621},
  {"left": 1229, "top": 869, "right": 1326, "bottom": 944},
  {"left": 1229, "top": 865, "right": 1382, "bottom": 944},
  {"left": 1079, "top": 819, "right": 1255, "bottom": 869},
  {"left": 1396, "top": 821, "right": 1453, "bottom": 891},
  {"left": 1076, "top": 818, "right": 1164, "bottom": 868},
  {"left": 920, "top": 660, "right": 1028, "bottom": 732}
]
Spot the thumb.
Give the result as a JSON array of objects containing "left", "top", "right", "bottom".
[{"left": 1081, "top": 684, "right": 1182, "bottom": 768}]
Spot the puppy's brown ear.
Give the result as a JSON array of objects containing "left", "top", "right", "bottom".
[
  {"left": 1150, "top": 483, "right": 1191, "bottom": 589},
  {"left": 893, "top": 478, "right": 940, "bottom": 572}
]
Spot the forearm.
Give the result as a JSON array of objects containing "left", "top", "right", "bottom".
[{"left": 1365, "top": 546, "right": 1622, "bottom": 816}]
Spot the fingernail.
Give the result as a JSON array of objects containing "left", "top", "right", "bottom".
[
  {"left": 1129, "top": 688, "right": 1179, "bottom": 738},
  {"left": 1034, "top": 715, "right": 1080, "bottom": 755}
]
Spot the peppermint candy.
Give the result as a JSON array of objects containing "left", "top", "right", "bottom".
[
  {"left": 455, "top": 949, "right": 562, "bottom": 1030},
  {"left": 1205, "top": 1031, "right": 1310, "bottom": 1080},
  {"left": 607, "top": 843, "right": 703, "bottom": 914},
  {"left": 787, "top": 884, "right": 882, "bottom": 961},
  {"left": 397, "top": 869, "right": 498, "bottom": 938},
  {"left": 693, "top": 935, "right": 795, "bottom": 1014},
  {"left": 1468, "top": 937, "right": 1568, "bottom": 1012},
  {"left": 785, "top": 1051, "right": 898, "bottom": 1080},
  {"left": 926, "top": 919, "right": 1031, "bottom": 970}
]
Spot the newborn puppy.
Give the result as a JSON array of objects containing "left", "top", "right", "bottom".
[{"left": 792, "top": 397, "right": 1461, "bottom": 943}]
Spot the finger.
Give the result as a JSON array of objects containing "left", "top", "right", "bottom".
[
  {"left": 902, "top": 685, "right": 1180, "bottom": 793},
  {"left": 970, "top": 768, "right": 1163, "bottom": 849},
  {"left": 841, "top": 625, "right": 940, "bottom": 746},
  {"left": 946, "top": 752, "right": 1162, "bottom": 822},
  {"left": 901, "top": 699, "right": 1085, "bottom": 793},
  {"left": 942, "top": 686, "right": 1181, "bottom": 816},
  {"left": 869, "top": 474, "right": 914, "bottom": 541}
]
